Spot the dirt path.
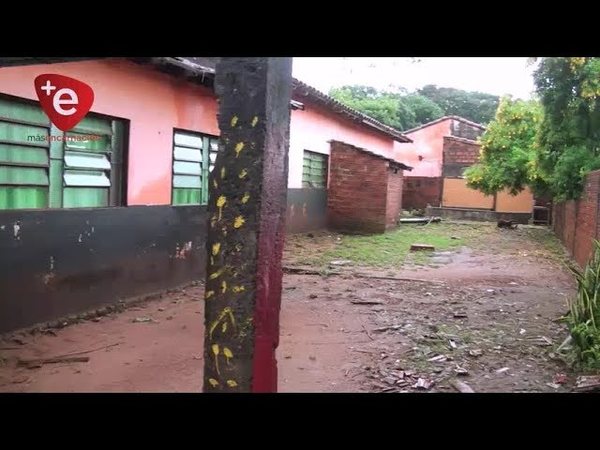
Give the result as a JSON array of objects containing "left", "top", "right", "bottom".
[{"left": 0, "top": 223, "right": 577, "bottom": 392}]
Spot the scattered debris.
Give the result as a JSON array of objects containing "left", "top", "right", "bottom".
[
  {"left": 284, "top": 355, "right": 292, "bottom": 359},
  {"left": 309, "top": 294, "right": 318, "bottom": 299},
  {"left": 468, "top": 349, "right": 483, "bottom": 358},
  {"left": 132, "top": 317, "right": 154, "bottom": 323},
  {"left": 11, "top": 337, "right": 26, "bottom": 346},
  {"left": 454, "top": 365, "right": 469, "bottom": 376},
  {"left": 449, "top": 340, "right": 458, "bottom": 349},
  {"left": 414, "top": 378, "right": 433, "bottom": 390},
  {"left": 519, "top": 328, "right": 527, "bottom": 335},
  {"left": 451, "top": 380, "right": 475, "bottom": 393},
  {"left": 574, "top": 376, "right": 600, "bottom": 392},
  {"left": 453, "top": 312, "right": 468, "bottom": 318},
  {"left": 410, "top": 244, "right": 435, "bottom": 252},
  {"left": 557, "top": 335, "right": 573, "bottom": 352},
  {"left": 451, "top": 236, "right": 460, "bottom": 240},
  {"left": 486, "top": 289, "right": 495, "bottom": 294},
  {"left": 158, "top": 307, "right": 165, "bottom": 312},
  {"left": 546, "top": 382, "right": 561, "bottom": 389},
  {"left": 329, "top": 260, "right": 353, "bottom": 266},
  {"left": 309, "top": 355, "right": 317, "bottom": 361},
  {"left": 496, "top": 367, "right": 510, "bottom": 374},
  {"left": 553, "top": 373, "right": 568, "bottom": 385},
  {"left": 427, "top": 354, "right": 447, "bottom": 362}
]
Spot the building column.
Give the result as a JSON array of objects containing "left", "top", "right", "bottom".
[{"left": 203, "top": 57, "right": 293, "bottom": 392}]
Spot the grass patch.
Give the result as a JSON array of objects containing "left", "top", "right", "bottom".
[{"left": 317, "top": 222, "right": 489, "bottom": 268}]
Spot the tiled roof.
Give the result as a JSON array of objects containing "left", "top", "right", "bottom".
[
  {"left": 403, "top": 115, "right": 486, "bottom": 134},
  {"left": 136, "top": 58, "right": 412, "bottom": 143},
  {"left": 330, "top": 140, "right": 413, "bottom": 171}
]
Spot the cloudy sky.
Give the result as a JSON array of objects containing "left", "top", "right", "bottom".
[{"left": 292, "top": 57, "right": 538, "bottom": 99}]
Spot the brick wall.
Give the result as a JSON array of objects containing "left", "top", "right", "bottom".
[
  {"left": 442, "top": 136, "right": 481, "bottom": 177},
  {"left": 450, "top": 119, "right": 485, "bottom": 141},
  {"left": 328, "top": 141, "right": 391, "bottom": 233},
  {"left": 386, "top": 167, "right": 404, "bottom": 229},
  {"left": 553, "top": 170, "right": 600, "bottom": 267},
  {"left": 403, "top": 176, "right": 442, "bottom": 210}
]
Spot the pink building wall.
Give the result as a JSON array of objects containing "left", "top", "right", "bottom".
[
  {"left": 0, "top": 59, "right": 401, "bottom": 197},
  {"left": 288, "top": 102, "right": 397, "bottom": 188},
  {"left": 0, "top": 59, "right": 219, "bottom": 205},
  {"left": 393, "top": 120, "right": 451, "bottom": 177}
]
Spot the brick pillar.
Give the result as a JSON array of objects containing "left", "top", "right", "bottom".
[{"left": 203, "top": 58, "right": 292, "bottom": 392}]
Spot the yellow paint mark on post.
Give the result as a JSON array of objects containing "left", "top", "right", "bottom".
[
  {"left": 221, "top": 280, "right": 227, "bottom": 294},
  {"left": 222, "top": 322, "right": 228, "bottom": 333},
  {"left": 232, "top": 285, "right": 245, "bottom": 293},
  {"left": 216, "top": 195, "right": 226, "bottom": 220},
  {"left": 230, "top": 116, "right": 238, "bottom": 127},
  {"left": 223, "top": 347, "right": 233, "bottom": 365},
  {"left": 212, "top": 242, "right": 221, "bottom": 256},
  {"left": 212, "top": 344, "right": 221, "bottom": 375},
  {"left": 209, "top": 307, "right": 237, "bottom": 340},
  {"left": 233, "top": 216, "right": 245, "bottom": 229},
  {"left": 238, "top": 169, "right": 248, "bottom": 179},
  {"left": 220, "top": 167, "right": 226, "bottom": 179},
  {"left": 235, "top": 142, "right": 245, "bottom": 158},
  {"left": 205, "top": 290, "right": 215, "bottom": 299},
  {"left": 208, "top": 378, "right": 219, "bottom": 387},
  {"left": 241, "top": 192, "right": 250, "bottom": 204},
  {"left": 227, "top": 380, "right": 238, "bottom": 387},
  {"left": 209, "top": 268, "right": 224, "bottom": 280},
  {"left": 251, "top": 116, "right": 258, "bottom": 127}
]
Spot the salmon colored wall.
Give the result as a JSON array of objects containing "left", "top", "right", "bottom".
[
  {"left": 289, "top": 102, "right": 397, "bottom": 189},
  {"left": 442, "top": 178, "right": 494, "bottom": 209},
  {"left": 495, "top": 187, "right": 534, "bottom": 213},
  {"left": 0, "top": 59, "right": 219, "bottom": 205},
  {"left": 393, "top": 120, "right": 451, "bottom": 177}
]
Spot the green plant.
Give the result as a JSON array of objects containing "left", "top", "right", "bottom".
[{"left": 568, "top": 240, "right": 600, "bottom": 369}]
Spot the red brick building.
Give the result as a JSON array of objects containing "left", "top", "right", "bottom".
[{"left": 328, "top": 141, "right": 411, "bottom": 233}]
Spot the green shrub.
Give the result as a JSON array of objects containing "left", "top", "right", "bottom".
[{"left": 568, "top": 240, "right": 600, "bottom": 369}]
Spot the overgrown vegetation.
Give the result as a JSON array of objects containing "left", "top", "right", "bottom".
[
  {"left": 465, "top": 97, "right": 545, "bottom": 196},
  {"left": 568, "top": 240, "right": 600, "bottom": 370},
  {"left": 329, "top": 84, "right": 498, "bottom": 131}
]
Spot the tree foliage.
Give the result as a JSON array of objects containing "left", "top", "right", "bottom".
[
  {"left": 533, "top": 57, "right": 600, "bottom": 200},
  {"left": 330, "top": 86, "right": 444, "bottom": 131},
  {"left": 417, "top": 85, "right": 499, "bottom": 124},
  {"left": 464, "top": 97, "right": 544, "bottom": 196}
]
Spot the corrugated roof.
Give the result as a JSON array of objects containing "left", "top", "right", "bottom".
[
  {"left": 330, "top": 140, "right": 413, "bottom": 171},
  {"left": 403, "top": 115, "right": 486, "bottom": 134}
]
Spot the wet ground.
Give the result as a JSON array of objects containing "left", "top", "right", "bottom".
[{"left": 0, "top": 222, "right": 578, "bottom": 392}]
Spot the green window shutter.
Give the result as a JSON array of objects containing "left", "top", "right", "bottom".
[
  {"left": 302, "top": 150, "right": 328, "bottom": 189},
  {"left": 0, "top": 96, "right": 50, "bottom": 210},
  {"left": 172, "top": 130, "right": 218, "bottom": 206}
]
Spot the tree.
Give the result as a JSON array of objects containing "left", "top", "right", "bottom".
[
  {"left": 400, "top": 94, "right": 444, "bottom": 128},
  {"left": 418, "top": 85, "right": 499, "bottom": 124},
  {"left": 329, "top": 86, "right": 443, "bottom": 131},
  {"left": 533, "top": 57, "right": 600, "bottom": 200},
  {"left": 464, "top": 97, "right": 545, "bottom": 196}
]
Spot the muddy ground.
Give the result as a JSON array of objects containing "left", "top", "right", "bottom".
[{"left": 0, "top": 222, "right": 578, "bottom": 392}]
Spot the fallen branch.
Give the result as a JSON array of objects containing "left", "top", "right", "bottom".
[
  {"left": 18, "top": 356, "right": 90, "bottom": 368},
  {"left": 373, "top": 325, "right": 403, "bottom": 332},
  {"left": 59, "top": 342, "right": 123, "bottom": 358},
  {"left": 351, "top": 300, "right": 384, "bottom": 305},
  {"left": 283, "top": 266, "right": 445, "bottom": 285},
  {"left": 574, "top": 376, "right": 600, "bottom": 392},
  {"left": 361, "top": 324, "right": 374, "bottom": 341}
]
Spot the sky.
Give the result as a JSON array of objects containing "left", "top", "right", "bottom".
[{"left": 292, "top": 57, "right": 538, "bottom": 100}]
